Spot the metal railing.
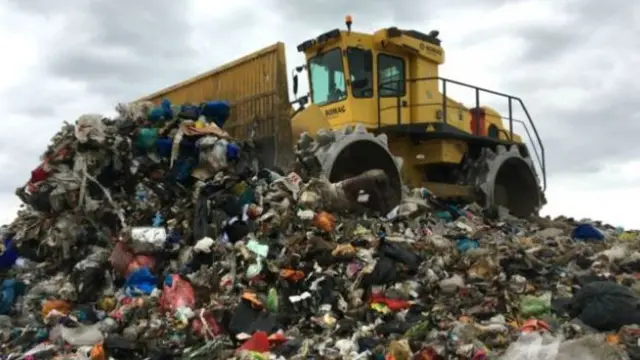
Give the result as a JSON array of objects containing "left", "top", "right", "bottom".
[{"left": 377, "top": 77, "right": 546, "bottom": 191}]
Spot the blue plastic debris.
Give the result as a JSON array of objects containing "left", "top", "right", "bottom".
[
  {"left": 435, "top": 211, "right": 453, "bottom": 222},
  {"left": 166, "top": 230, "right": 181, "bottom": 244},
  {"left": 0, "top": 238, "right": 18, "bottom": 270},
  {"left": 226, "top": 143, "right": 240, "bottom": 161},
  {"left": 171, "top": 157, "right": 197, "bottom": 184},
  {"left": 148, "top": 99, "right": 175, "bottom": 123},
  {"left": 0, "top": 279, "right": 25, "bottom": 315},
  {"left": 125, "top": 267, "right": 157, "bottom": 296},
  {"left": 148, "top": 108, "right": 164, "bottom": 123},
  {"left": 180, "top": 104, "right": 201, "bottom": 120},
  {"left": 135, "top": 189, "right": 147, "bottom": 202},
  {"left": 456, "top": 237, "right": 479, "bottom": 253},
  {"left": 164, "top": 274, "right": 174, "bottom": 288},
  {"left": 155, "top": 137, "right": 173, "bottom": 158},
  {"left": 200, "top": 101, "right": 230, "bottom": 128},
  {"left": 152, "top": 212, "right": 164, "bottom": 227},
  {"left": 572, "top": 223, "right": 605, "bottom": 241},
  {"left": 161, "top": 99, "right": 174, "bottom": 119}
]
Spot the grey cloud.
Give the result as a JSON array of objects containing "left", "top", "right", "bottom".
[
  {"left": 501, "top": 0, "right": 640, "bottom": 174},
  {"left": 10, "top": 0, "right": 199, "bottom": 101},
  {"left": 272, "top": 0, "right": 512, "bottom": 28},
  {"left": 516, "top": 1, "right": 637, "bottom": 64}
]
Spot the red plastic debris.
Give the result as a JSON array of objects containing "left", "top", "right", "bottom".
[
  {"left": 109, "top": 242, "right": 155, "bottom": 277},
  {"left": 237, "top": 331, "right": 270, "bottom": 353},
  {"left": 160, "top": 274, "right": 195, "bottom": 312},
  {"left": 30, "top": 166, "right": 51, "bottom": 183},
  {"left": 191, "top": 310, "right": 222, "bottom": 339},
  {"left": 369, "top": 293, "right": 411, "bottom": 312}
]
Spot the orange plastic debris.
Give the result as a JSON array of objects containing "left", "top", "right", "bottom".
[
  {"left": 332, "top": 243, "right": 356, "bottom": 257},
  {"left": 241, "top": 291, "right": 263, "bottom": 308},
  {"left": 280, "top": 269, "right": 305, "bottom": 282},
  {"left": 41, "top": 300, "right": 71, "bottom": 318},
  {"left": 520, "top": 319, "right": 551, "bottom": 334},
  {"left": 313, "top": 211, "right": 336, "bottom": 232},
  {"left": 90, "top": 342, "right": 105, "bottom": 360}
]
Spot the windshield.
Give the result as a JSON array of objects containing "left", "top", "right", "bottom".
[{"left": 309, "top": 48, "right": 346, "bottom": 105}]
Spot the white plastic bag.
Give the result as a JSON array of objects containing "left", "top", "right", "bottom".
[
  {"left": 500, "top": 333, "right": 625, "bottom": 360},
  {"left": 500, "top": 333, "right": 560, "bottom": 360}
]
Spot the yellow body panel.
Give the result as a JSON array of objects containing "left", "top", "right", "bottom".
[{"left": 290, "top": 104, "right": 330, "bottom": 140}]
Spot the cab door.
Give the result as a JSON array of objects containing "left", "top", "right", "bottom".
[
  {"left": 345, "top": 46, "right": 376, "bottom": 128},
  {"left": 377, "top": 52, "right": 411, "bottom": 128}
]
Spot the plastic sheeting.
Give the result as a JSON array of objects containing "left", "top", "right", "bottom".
[{"left": 500, "top": 333, "right": 629, "bottom": 360}]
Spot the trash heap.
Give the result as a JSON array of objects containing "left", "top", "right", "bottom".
[{"left": 2, "top": 100, "right": 640, "bottom": 360}]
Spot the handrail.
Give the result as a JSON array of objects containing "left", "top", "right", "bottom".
[{"left": 376, "top": 76, "right": 546, "bottom": 191}]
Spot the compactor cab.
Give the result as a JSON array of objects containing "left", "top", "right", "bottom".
[{"left": 291, "top": 16, "right": 546, "bottom": 217}]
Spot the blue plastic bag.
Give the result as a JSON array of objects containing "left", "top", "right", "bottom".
[
  {"left": 0, "top": 279, "right": 25, "bottom": 314},
  {"left": 148, "top": 99, "right": 174, "bottom": 123},
  {"left": 125, "top": 267, "right": 157, "bottom": 296},
  {"left": 572, "top": 224, "right": 604, "bottom": 241},
  {"left": 200, "top": 101, "right": 230, "bottom": 128},
  {"left": 456, "top": 237, "right": 479, "bottom": 253},
  {"left": 180, "top": 104, "right": 201, "bottom": 120},
  {"left": 226, "top": 143, "right": 240, "bottom": 161},
  {"left": 0, "top": 238, "right": 18, "bottom": 270}
]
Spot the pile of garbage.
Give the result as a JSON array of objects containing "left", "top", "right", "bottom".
[{"left": 2, "top": 99, "right": 640, "bottom": 360}]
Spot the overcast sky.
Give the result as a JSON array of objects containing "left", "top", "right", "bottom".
[{"left": 0, "top": 0, "right": 638, "bottom": 227}]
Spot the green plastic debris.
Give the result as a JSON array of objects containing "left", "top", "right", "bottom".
[
  {"left": 404, "top": 320, "right": 430, "bottom": 340},
  {"left": 267, "top": 288, "right": 279, "bottom": 312},
  {"left": 247, "top": 239, "right": 269, "bottom": 258},
  {"left": 519, "top": 293, "right": 552, "bottom": 317},
  {"left": 135, "top": 128, "right": 159, "bottom": 150}
]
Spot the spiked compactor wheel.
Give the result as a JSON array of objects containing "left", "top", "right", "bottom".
[
  {"left": 295, "top": 125, "right": 404, "bottom": 213},
  {"left": 467, "top": 144, "right": 545, "bottom": 218}
]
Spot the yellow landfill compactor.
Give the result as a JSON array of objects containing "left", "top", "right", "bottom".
[{"left": 138, "top": 16, "right": 546, "bottom": 217}]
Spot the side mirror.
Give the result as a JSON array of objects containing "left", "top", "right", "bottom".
[
  {"left": 352, "top": 78, "right": 369, "bottom": 89},
  {"left": 293, "top": 74, "right": 299, "bottom": 97}
]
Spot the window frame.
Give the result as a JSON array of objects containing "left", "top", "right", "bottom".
[
  {"left": 307, "top": 48, "right": 348, "bottom": 106},
  {"left": 377, "top": 53, "right": 407, "bottom": 98},
  {"left": 346, "top": 46, "right": 374, "bottom": 99}
]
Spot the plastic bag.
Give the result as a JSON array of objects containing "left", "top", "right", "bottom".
[
  {"left": 520, "top": 293, "right": 552, "bottom": 317},
  {"left": 499, "top": 333, "right": 560, "bottom": 360},
  {"left": 500, "top": 333, "right": 624, "bottom": 360},
  {"left": 160, "top": 274, "right": 195, "bottom": 312}
]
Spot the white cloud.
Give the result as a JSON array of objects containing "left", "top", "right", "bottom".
[{"left": 0, "top": 0, "right": 638, "bottom": 229}]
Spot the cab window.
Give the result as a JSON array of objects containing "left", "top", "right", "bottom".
[
  {"left": 346, "top": 47, "right": 373, "bottom": 98},
  {"left": 309, "top": 48, "right": 347, "bottom": 105},
  {"left": 378, "top": 54, "right": 406, "bottom": 97}
]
